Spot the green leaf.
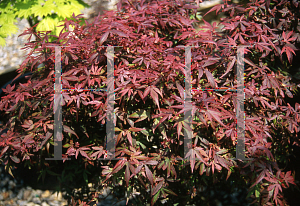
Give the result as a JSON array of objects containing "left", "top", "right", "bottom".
[
  {"left": 151, "top": 190, "right": 160, "bottom": 205},
  {"left": 255, "top": 189, "right": 260, "bottom": 198},
  {"left": 14, "top": 0, "right": 35, "bottom": 18},
  {"left": 131, "top": 109, "right": 150, "bottom": 123},
  {"left": 55, "top": 0, "right": 85, "bottom": 19},
  {"left": 0, "top": 12, "right": 17, "bottom": 25},
  {"left": 31, "top": 3, "right": 56, "bottom": 18},
  {"left": 140, "top": 129, "right": 149, "bottom": 136},
  {"left": 63, "top": 143, "right": 71, "bottom": 148},
  {"left": 136, "top": 141, "right": 146, "bottom": 149},
  {"left": 14, "top": 0, "right": 35, "bottom": 10},
  {"left": 36, "top": 17, "right": 57, "bottom": 32},
  {"left": 0, "top": 36, "right": 6, "bottom": 47},
  {"left": 0, "top": 22, "right": 18, "bottom": 37},
  {"left": 69, "top": 0, "right": 86, "bottom": 11},
  {"left": 163, "top": 188, "right": 177, "bottom": 196},
  {"left": 255, "top": 185, "right": 260, "bottom": 198},
  {"left": 55, "top": 4, "right": 75, "bottom": 19},
  {"left": 129, "top": 112, "right": 139, "bottom": 118},
  {"left": 115, "top": 127, "right": 122, "bottom": 132},
  {"left": 158, "top": 161, "right": 165, "bottom": 170}
]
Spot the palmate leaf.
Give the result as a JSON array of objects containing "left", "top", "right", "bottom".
[
  {"left": 31, "top": 3, "right": 56, "bottom": 18},
  {"left": 55, "top": 4, "right": 76, "bottom": 19},
  {"left": 55, "top": 0, "right": 85, "bottom": 18},
  {"left": 0, "top": 12, "right": 17, "bottom": 25},
  {"left": 36, "top": 17, "right": 57, "bottom": 32},
  {"left": 16, "top": 9, "right": 32, "bottom": 19},
  {"left": 281, "top": 45, "right": 296, "bottom": 64},
  {"left": 0, "top": 21, "right": 18, "bottom": 37},
  {"left": 14, "top": 0, "right": 35, "bottom": 18}
]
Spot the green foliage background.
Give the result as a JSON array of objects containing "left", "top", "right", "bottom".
[{"left": 0, "top": 0, "right": 90, "bottom": 46}]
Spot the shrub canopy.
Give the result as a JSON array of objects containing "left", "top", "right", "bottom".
[{"left": 0, "top": 0, "right": 300, "bottom": 205}]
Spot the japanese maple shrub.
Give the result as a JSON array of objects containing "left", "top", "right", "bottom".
[{"left": 0, "top": 0, "right": 300, "bottom": 205}]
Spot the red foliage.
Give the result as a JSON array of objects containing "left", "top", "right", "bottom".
[{"left": 0, "top": 0, "right": 300, "bottom": 205}]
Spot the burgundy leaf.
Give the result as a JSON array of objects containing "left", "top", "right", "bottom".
[
  {"left": 100, "top": 31, "right": 109, "bottom": 45},
  {"left": 204, "top": 69, "right": 215, "bottom": 88},
  {"left": 251, "top": 170, "right": 266, "bottom": 188},
  {"left": 152, "top": 180, "right": 163, "bottom": 196},
  {"left": 63, "top": 125, "right": 79, "bottom": 139},
  {"left": 10, "top": 156, "right": 20, "bottom": 163},
  {"left": 220, "top": 56, "right": 236, "bottom": 79},
  {"left": 145, "top": 165, "right": 153, "bottom": 185}
]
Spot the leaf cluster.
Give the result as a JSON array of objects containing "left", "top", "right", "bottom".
[{"left": 0, "top": 0, "right": 300, "bottom": 205}]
